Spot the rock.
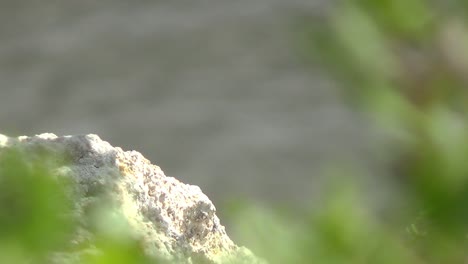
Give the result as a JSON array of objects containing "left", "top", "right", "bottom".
[{"left": 0, "top": 133, "right": 264, "bottom": 264}]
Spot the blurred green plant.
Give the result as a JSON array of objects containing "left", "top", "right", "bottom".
[
  {"left": 257, "top": 0, "right": 468, "bottom": 263},
  {"left": 0, "top": 147, "right": 70, "bottom": 263},
  {"left": 0, "top": 148, "right": 157, "bottom": 264},
  {"left": 228, "top": 1, "right": 468, "bottom": 264},
  {"left": 0, "top": 148, "right": 74, "bottom": 263}
]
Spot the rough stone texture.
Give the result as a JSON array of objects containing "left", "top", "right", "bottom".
[{"left": 0, "top": 133, "right": 263, "bottom": 264}]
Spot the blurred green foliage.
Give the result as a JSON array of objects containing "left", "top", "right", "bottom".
[
  {"left": 0, "top": 148, "right": 74, "bottom": 263},
  {"left": 0, "top": 148, "right": 156, "bottom": 264},
  {"left": 233, "top": 0, "right": 468, "bottom": 263},
  {"left": 271, "top": 0, "right": 468, "bottom": 263},
  {"left": 3, "top": 1, "right": 468, "bottom": 263}
]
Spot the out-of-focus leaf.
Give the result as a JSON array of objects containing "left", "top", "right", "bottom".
[
  {"left": 331, "top": 4, "right": 399, "bottom": 81},
  {"left": 0, "top": 148, "right": 74, "bottom": 261},
  {"left": 426, "top": 107, "right": 468, "bottom": 190},
  {"left": 309, "top": 178, "right": 417, "bottom": 264},
  {"left": 363, "top": 82, "right": 418, "bottom": 145},
  {"left": 357, "top": 0, "right": 433, "bottom": 38},
  {"left": 82, "top": 236, "right": 154, "bottom": 264},
  {"left": 229, "top": 205, "right": 303, "bottom": 264}
]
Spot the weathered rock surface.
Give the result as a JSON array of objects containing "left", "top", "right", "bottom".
[{"left": 0, "top": 133, "right": 263, "bottom": 264}]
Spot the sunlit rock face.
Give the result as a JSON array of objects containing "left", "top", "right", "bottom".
[{"left": 0, "top": 133, "right": 264, "bottom": 264}]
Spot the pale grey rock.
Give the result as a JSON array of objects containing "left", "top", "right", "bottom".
[{"left": 0, "top": 133, "right": 264, "bottom": 264}]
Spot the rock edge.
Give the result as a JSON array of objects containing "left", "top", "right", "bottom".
[{"left": 0, "top": 133, "right": 264, "bottom": 264}]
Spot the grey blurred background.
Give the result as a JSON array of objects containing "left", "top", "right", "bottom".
[{"left": 0, "top": 1, "right": 379, "bottom": 221}]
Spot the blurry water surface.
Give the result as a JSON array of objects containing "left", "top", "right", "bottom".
[{"left": 0, "top": 0, "right": 378, "bottom": 216}]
